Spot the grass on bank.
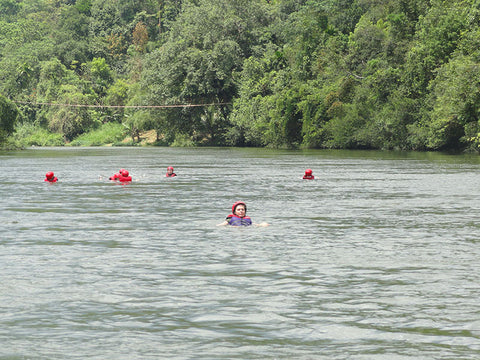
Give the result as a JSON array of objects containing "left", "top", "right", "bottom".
[
  {"left": 10, "top": 123, "right": 65, "bottom": 147},
  {"left": 8, "top": 122, "right": 127, "bottom": 147},
  {"left": 7, "top": 122, "right": 194, "bottom": 148},
  {"left": 69, "top": 122, "right": 126, "bottom": 146}
]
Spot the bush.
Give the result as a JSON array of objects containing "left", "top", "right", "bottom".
[
  {"left": 171, "top": 133, "right": 195, "bottom": 147},
  {"left": 11, "top": 123, "right": 65, "bottom": 147},
  {"left": 69, "top": 122, "right": 126, "bottom": 146}
]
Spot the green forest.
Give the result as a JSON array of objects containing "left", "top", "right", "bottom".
[{"left": 1, "top": 0, "right": 480, "bottom": 151}]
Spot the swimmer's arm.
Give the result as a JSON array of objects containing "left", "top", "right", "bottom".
[
  {"left": 217, "top": 214, "right": 233, "bottom": 226},
  {"left": 254, "top": 222, "right": 270, "bottom": 227}
]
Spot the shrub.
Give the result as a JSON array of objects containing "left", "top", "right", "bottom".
[{"left": 69, "top": 122, "right": 126, "bottom": 146}]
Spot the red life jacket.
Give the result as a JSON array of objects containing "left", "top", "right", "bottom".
[
  {"left": 44, "top": 177, "right": 58, "bottom": 183},
  {"left": 118, "top": 176, "right": 132, "bottom": 182},
  {"left": 166, "top": 173, "right": 177, "bottom": 177},
  {"left": 303, "top": 175, "right": 314, "bottom": 180}
]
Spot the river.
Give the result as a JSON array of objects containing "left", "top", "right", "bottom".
[{"left": 1, "top": 147, "right": 480, "bottom": 359}]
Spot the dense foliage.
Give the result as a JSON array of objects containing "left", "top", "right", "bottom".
[
  {"left": 0, "top": 94, "right": 19, "bottom": 142},
  {"left": 2, "top": 0, "right": 480, "bottom": 151}
]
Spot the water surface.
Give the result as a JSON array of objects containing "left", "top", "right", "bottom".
[{"left": 1, "top": 147, "right": 480, "bottom": 359}]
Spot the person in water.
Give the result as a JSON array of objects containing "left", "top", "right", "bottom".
[
  {"left": 217, "top": 201, "right": 269, "bottom": 227},
  {"left": 303, "top": 168, "right": 314, "bottom": 180},
  {"left": 118, "top": 169, "right": 132, "bottom": 182},
  {"left": 44, "top": 171, "right": 58, "bottom": 183},
  {"left": 166, "top": 166, "right": 177, "bottom": 177},
  {"left": 109, "top": 168, "right": 125, "bottom": 181}
]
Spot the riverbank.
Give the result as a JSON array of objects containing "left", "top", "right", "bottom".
[
  {"left": 5, "top": 123, "right": 162, "bottom": 149},
  {"left": 4, "top": 121, "right": 479, "bottom": 154}
]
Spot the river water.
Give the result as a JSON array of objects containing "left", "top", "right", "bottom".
[{"left": 1, "top": 147, "right": 480, "bottom": 359}]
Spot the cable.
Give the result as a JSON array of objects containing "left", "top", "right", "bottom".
[{"left": 13, "top": 101, "right": 231, "bottom": 108}]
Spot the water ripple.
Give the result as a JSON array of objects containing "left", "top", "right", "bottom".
[{"left": 1, "top": 147, "right": 480, "bottom": 359}]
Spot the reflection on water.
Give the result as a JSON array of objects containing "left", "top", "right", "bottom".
[{"left": 1, "top": 147, "right": 480, "bottom": 359}]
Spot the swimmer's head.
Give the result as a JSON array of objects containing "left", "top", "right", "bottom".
[
  {"left": 45, "top": 171, "right": 54, "bottom": 179},
  {"left": 305, "top": 169, "right": 313, "bottom": 176},
  {"left": 121, "top": 170, "right": 129, "bottom": 177},
  {"left": 232, "top": 201, "right": 247, "bottom": 216}
]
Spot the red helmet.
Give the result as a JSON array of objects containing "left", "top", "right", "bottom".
[
  {"left": 46, "top": 171, "right": 54, "bottom": 179},
  {"left": 232, "top": 201, "right": 247, "bottom": 213},
  {"left": 305, "top": 169, "right": 313, "bottom": 175},
  {"left": 121, "top": 170, "right": 129, "bottom": 177},
  {"left": 167, "top": 166, "right": 174, "bottom": 170}
]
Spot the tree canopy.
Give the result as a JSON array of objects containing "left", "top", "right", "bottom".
[{"left": 2, "top": 0, "right": 480, "bottom": 151}]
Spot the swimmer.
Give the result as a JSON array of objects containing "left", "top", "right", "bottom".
[
  {"left": 109, "top": 172, "right": 120, "bottom": 180},
  {"left": 109, "top": 168, "right": 125, "bottom": 181},
  {"left": 118, "top": 169, "right": 132, "bottom": 182},
  {"left": 217, "top": 201, "right": 269, "bottom": 227},
  {"left": 44, "top": 171, "right": 58, "bottom": 183},
  {"left": 166, "top": 166, "right": 177, "bottom": 177},
  {"left": 303, "top": 168, "right": 314, "bottom": 180}
]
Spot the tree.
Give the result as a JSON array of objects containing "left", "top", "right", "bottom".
[
  {"left": 132, "top": 21, "right": 148, "bottom": 53},
  {"left": 0, "top": 94, "right": 19, "bottom": 144},
  {"left": 88, "top": 57, "right": 114, "bottom": 97},
  {"left": 36, "top": 58, "right": 96, "bottom": 140},
  {"left": 140, "top": 0, "right": 269, "bottom": 144},
  {"left": 422, "top": 55, "right": 480, "bottom": 151},
  {"left": 105, "top": 78, "right": 130, "bottom": 123},
  {"left": 0, "top": 0, "right": 20, "bottom": 20},
  {"left": 54, "top": 5, "right": 92, "bottom": 67}
]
